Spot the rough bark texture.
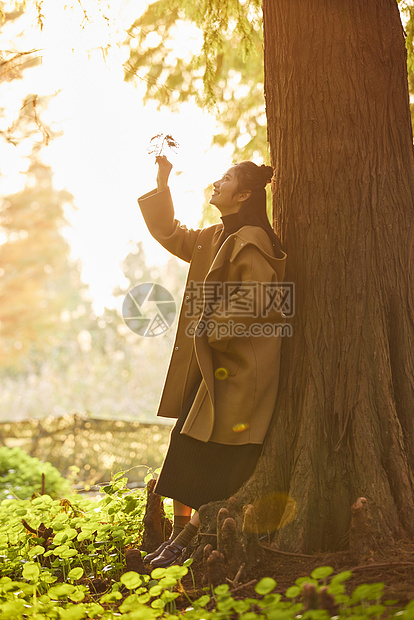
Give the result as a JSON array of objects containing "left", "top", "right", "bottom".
[
  {"left": 217, "top": 0, "right": 414, "bottom": 553},
  {"left": 141, "top": 478, "right": 172, "bottom": 552}
]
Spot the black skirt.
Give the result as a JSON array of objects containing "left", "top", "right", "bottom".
[{"left": 154, "top": 383, "right": 263, "bottom": 510}]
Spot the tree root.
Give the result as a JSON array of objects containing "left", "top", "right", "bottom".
[
  {"left": 226, "top": 562, "right": 245, "bottom": 588},
  {"left": 201, "top": 500, "right": 264, "bottom": 586},
  {"left": 140, "top": 478, "right": 172, "bottom": 552},
  {"left": 229, "top": 578, "right": 258, "bottom": 594},
  {"left": 350, "top": 561, "right": 414, "bottom": 572},
  {"left": 260, "top": 543, "right": 315, "bottom": 559}
]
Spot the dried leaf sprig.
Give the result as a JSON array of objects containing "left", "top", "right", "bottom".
[{"left": 147, "top": 133, "right": 179, "bottom": 157}]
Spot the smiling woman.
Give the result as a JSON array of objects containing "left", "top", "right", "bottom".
[{"left": 136, "top": 155, "right": 287, "bottom": 568}]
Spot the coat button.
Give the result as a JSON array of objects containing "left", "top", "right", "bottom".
[
  {"left": 198, "top": 245, "right": 202, "bottom": 249},
  {"left": 175, "top": 346, "right": 179, "bottom": 350},
  {"left": 240, "top": 242, "right": 244, "bottom": 246}
]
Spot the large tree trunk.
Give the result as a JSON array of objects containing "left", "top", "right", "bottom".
[{"left": 225, "top": 0, "right": 414, "bottom": 553}]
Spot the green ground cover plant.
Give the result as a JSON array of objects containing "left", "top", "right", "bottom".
[
  {"left": 1, "top": 473, "right": 413, "bottom": 619},
  {"left": 0, "top": 447, "right": 71, "bottom": 502}
]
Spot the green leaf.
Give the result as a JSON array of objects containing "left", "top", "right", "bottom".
[
  {"left": 260, "top": 593, "right": 282, "bottom": 607},
  {"left": 214, "top": 583, "right": 230, "bottom": 596},
  {"left": 285, "top": 585, "right": 301, "bottom": 598},
  {"left": 48, "top": 583, "right": 76, "bottom": 598},
  {"left": 40, "top": 571, "right": 57, "bottom": 584},
  {"left": 233, "top": 600, "right": 250, "bottom": 613},
  {"left": 53, "top": 532, "right": 68, "bottom": 545},
  {"left": 119, "top": 593, "right": 139, "bottom": 612},
  {"left": 68, "top": 588, "right": 86, "bottom": 602},
  {"left": 194, "top": 594, "right": 210, "bottom": 607},
  {"left": 164, "top": 565, "right": 188, "bottom": 579},
  {"left": 28, "top": 545, "right": 45, "bottom": 557},
  {"left": 255, "top": 577, "right": 276, "bottom": 595},
  {"left": 239, "top": 614, "right": 260, "bottom": 620},
  {"left": 113, "top": 471, "right": 126, "bottom": 480},
  {"left": 161, "top": 591, "right": 179, "bottom": 603},
  {"left": 330, "top": 570, "right": 353, "bottom": 584},
  {"left": 151, "top": 567, "right": 167, "bottom": 580},
  {"left": 124, "top": 497, "right": 138, "bottom": 513},
  {"left": 59, "top": 603, "right": 87, "bottom": 619},
  {"left": 158, "top": 576, "right": 178, "bottom": 588},
  {"left": 351, "top": 583, "right": 384, "bottom": 603},
  {"left": 138, "top": 593, "right": 151, "bottom": 604},
  {"left": 22, "top": 562, "right": 40, "bottom": 581},
  {"left": 296, "top": 576, "right": 318, "bottom": 587},
  {"left": 100, "top": 590, "right": 123, "bottom": 603},
  {"left": 15, "top": 508, "right": 27, "bottom": 516},
  {"left": 311, "top": 566, "right": 334, "bottom": 580},
  {"left": 120, "top": 571, "right": 142, "bottom": 589},
  {"left": 60, "top": 547, "right": 78, "bottom": 559},
  {"left": 84, "top": 602, "right": 104, "bottom": 618},
  {"left": 149, "top": 584, "right": 163, "bottom": 597},
  {"left": 217, "top": 597, "right": 234, "bottom": 612},
  {"left": 68, "top": 567, "right": 84, "bottom": 581},
  {"left": 53, "top": 544, "right": 69, "bottom": 555},
  {"left": 0, "top": 600, "right": 26, "bottom": 616}
]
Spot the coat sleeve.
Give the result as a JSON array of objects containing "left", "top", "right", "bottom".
[
  {"left": 202, "top": 245, "right": 286, "bottom": 349},
  {"left": 137, "top": 187, "right": 202, "bottom": 263}
]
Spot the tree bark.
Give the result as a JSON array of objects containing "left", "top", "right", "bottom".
[{"left": 232, "top": 0, "right": 414, "bottom": 553}]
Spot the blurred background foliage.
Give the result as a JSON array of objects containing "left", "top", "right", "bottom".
[
  {"left": 124, "top": 0, "right": 266, "bottom": 164},
  {"left": 124, "top": 0, "right": 414, "bottom": 150},
  {"left": 0, "top": 0, "right": 413, "bottom": 486},
  {"left": 124, "top": 0, "right": 414, "bottom": 226},
  {"left": 0, "top": 446, "right": 71, "bottom": 501}
]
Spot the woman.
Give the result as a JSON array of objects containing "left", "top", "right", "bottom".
[{"left": 137, "top": 156, "right": 287, "bottom": 568}]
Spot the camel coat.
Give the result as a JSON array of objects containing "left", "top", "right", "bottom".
[{"left": 138, "top": 187, "right": 287, "bottom": 445}]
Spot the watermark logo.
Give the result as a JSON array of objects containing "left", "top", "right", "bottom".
[
  {"left": 186, "top": 319, "right": 292, "bottom": 339},
  {"left": 184, "top": 282, "right": 295, "bottom": 318},
  {"left": 122, "top": 283, "right": 176, "bottom": 337}
]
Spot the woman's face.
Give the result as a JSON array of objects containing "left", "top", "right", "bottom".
[{"left": 209, "top": 166, "right": 250, "bottom": 215}]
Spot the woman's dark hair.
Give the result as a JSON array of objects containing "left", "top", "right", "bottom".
[{"left": 233, "top": 161, "right": 284, "bottom": 258}]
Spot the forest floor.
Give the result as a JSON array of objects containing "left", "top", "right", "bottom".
[{"left": 174, "top": 539, "right": 414, "bottom": 609}]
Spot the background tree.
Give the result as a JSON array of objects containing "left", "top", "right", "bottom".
[
  {"left": 0, "top": 3, "right": 51, "bottom": 148},
  {"left": 125, "top": 0, "right": 414, "bottom": 553},
  {"left": 0, "top": 158, "right": 89, "bottom": 369}
]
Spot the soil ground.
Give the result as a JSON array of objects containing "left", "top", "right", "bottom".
[{"left": 177, "top": 539, "right": 414, "bottom": 610}]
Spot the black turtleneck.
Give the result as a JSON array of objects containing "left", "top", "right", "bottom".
[{"left": 218, "top": 212, "right": 242, "bottom": 246}]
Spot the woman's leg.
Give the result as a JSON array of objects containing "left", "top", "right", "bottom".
[
  {"left": 171, "top": 500, "right": 192, "bottom": 539},
  {"left": 173, "top": 500, "right": 192, "bottom": 517},
  {"left": 149, "top": 505, "right": 199, "bottom": 567},
  {"left": 144, "top": 500, "right": 192, "bottom": 562}
]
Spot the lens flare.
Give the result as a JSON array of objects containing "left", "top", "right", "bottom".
[
  {"left": 232, "top": 423, "right": 248, "bottom": 433},
  {"left": 243, "top": 493, "right": 297, "bottom": 533},
  {"left": 214, "top": 367, "right": 228, "bottom": 380}
]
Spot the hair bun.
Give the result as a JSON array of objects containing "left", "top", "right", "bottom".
[{"left": 260, "top": 164, "right": 274, "bottom": 185}]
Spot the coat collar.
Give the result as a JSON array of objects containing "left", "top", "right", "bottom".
[{"left": 208, "top": 225, "right": 287, "bottom": 281}]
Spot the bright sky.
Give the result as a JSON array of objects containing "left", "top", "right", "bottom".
[{"left": 0, "top": 0, "right": 233, "bottom": 313}]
